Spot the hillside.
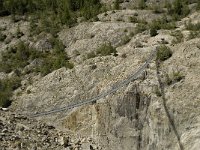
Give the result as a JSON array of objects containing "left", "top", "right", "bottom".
[{"left": 0, "top": 0, "right": 200, "bottom": 149}]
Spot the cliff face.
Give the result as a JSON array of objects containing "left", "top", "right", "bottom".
[{"left": 1, "top": 1, "right": 200, "bottom": 150}]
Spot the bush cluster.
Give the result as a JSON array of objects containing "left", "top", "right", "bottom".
[
  {"left": 166, "top": 0, "right": 190, "bottom": 20},
  {"left": 0, "top": 77, "right": 21, "bottom": 108},
  {"left": 96, "top": 43, "right": 117, "bottom": 56},
  {"left": 150, "top": 26, "right": 158, "bottom": 37},
  {"left": 0, "top": 42, "right": 41, "bottom": 73},
  {"left": 0, "top": 39, "right": 73, "bottom": 76},
  {"left": 156, "top": 45, "right": 172, "bottom": 61},
  {"left": 150, "top": 17, "right": 176, "bottom": 30},
  {"left": 149, "top": 16, "right": 176, "bottom": 37},
  {"left": 86, "top": 43, "right": 117, "bottom": 59}
]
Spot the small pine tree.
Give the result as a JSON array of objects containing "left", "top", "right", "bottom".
[{"left": 150, "top": 27, "right": 158, "bottom": 37}]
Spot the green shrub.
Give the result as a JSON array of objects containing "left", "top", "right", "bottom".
[
  {"left": 0, "top": 77, "right": 21, "bottom": 108},
  {"left": 0, "top": 32, "right": 6, "bottom": 41},
  {"left": 129, "top": 16, "right": 138, "bottom": 23},
  {"left": 0, "top": 95, "right": 12, "bottom": 108},
  {"left": 156, "top": 45, "right": 172, "bottom": 61},
  {"left": 150, "top": 17, "right": 176, "bottom": 31},
  {"left": 150, "top": 26, "right": 158, "bottom": 37},
  {"left": 96, "top": 43, "right": 117, "bottom": 56}
]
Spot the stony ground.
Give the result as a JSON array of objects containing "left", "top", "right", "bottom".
[{"left": 0, "top": 109, "right": 101, "bottom": 150}]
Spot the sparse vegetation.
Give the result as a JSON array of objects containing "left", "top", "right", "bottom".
[
  {"left": 135, "top": 23, "right": 148, "bottom": 34},
  {"left": 15, "top": 26, "right": 24, "bottom": 38},
  {"left": 154, "top": 85, "right": 162, "bottom": 97},
  {"left": 165, "top": 73, "right": 172, "bottom": 85},
  {"left": 171, "top": 30, "right": 184, "bottom": 44},
  {"left": 165, "top": 71, "right": 184, "bottom": 85},
  {"left": 185, "top": 21, "right": 200, "bottom": 39},
  {"left": 96, "top": 43, "right": 117, "bottom": 56},
  {"left": 86, "top": 43, "right": 117, "bottom": 59},
  {"left": 0, "top": 39, "right": 73, "bottom": 76},
  {"left": 166, "top": 0, "right": 190, "bottom": 20},
  {"left": 185, "top": 21, "right": 200, "bottom": 31},
  {"left": 150, "top": 17, "right": 176, "bottom": 31},
  {"left": 0, "top": 42, "right": 41, "bottom": 73},
  {"left": 129, "top": 16, "right": 138, "bottom": 23},
  {"left": 156, "top": 45, "right": 172, "bottom": 61},
  {"left": 172, "top": 70, "right": 184, "bottom": 82},
  {"left": 36, "top": 37, "right": 74, "bottom": 76},
  {"left": 188, "top": 31, "right": 200, "bottom": 40}
]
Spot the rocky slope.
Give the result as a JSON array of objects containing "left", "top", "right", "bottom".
[
  {"left": 1, "top": 1, "right": 200, "bottom": 150},
  {"left": 0, "top": 109, "right": 101, "bottom": 150}
]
